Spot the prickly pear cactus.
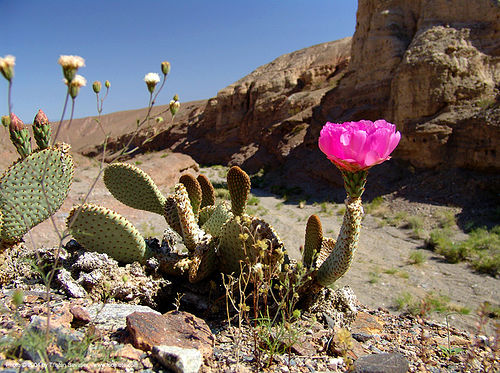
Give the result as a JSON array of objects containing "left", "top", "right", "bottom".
[
  {"left": 217, "top": 166, "right": 285, "bottom": 275},
  {"left": 197, "top": 174, "right": 215, "bottom": 208},
  {"left": 67, "top": 203, "right": 150, "bottom": 263},
  {"left": 315, "top": 197, "right": 363, "bottom": 286},
  {"left": 179, "top": 174, "right": 202, "bottom": 219},
  {"left": 103, "top": 162, "right": 166, "bottom": 215},
  {"left": 0, "top": 144, "right": 74, "bottom": 243}
]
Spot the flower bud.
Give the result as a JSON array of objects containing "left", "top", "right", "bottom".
[
  {"left": 1, "top": 115, "right": 10, "bottom": 128},
  {"left": 105, "top": 80, "right": 111, "bottom": 89},
  {"left": 0, "top": 55, "right": 15, "bottom": 81},
  {"left": 9, "top": 113, "right": 32, "bottom": 158},
  {"left": 144, "top": 72, "right": 160, "bottom": 94},
  {"left": 33, "top": 109, "right": 51, "bottom": 149},
  {"left": 9, "top": 113, "right": 24, "bottom": 131},
  {"left": 169, "top": 99, "right": 180, "bottom": 116},
  {"left": 161, "top": 61, "right": 171, "bottom": 75},
  {"left": 65, "top": 74, "right": 86, "bottom": 99},
  {"left": 58, "top": 55, "right": 85, "bottom": 82},
  {"left": 92, "top": 80, "right": 102, "bottom": 94},
  {"left": 173, "top": 94, "right": 179, "bottom": 101}
]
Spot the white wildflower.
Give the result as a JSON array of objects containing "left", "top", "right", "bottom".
[
  {"left": 0, "top": 55, "right": 16, "bottom": 81},
  {"left": 58, "top": 55, "right": 85, "bottom": 81},
  {"left": 144, "top": 72, "right": 160, "bottom": 84},
  {"left": 65, "top": 74, "right": 87, "bottom": 98},
  {"left": 58, "top": 55, "right": 85, "bottom": 69},
  {"left": 144, "top": 72, "right": 160, "bottom": 93}
]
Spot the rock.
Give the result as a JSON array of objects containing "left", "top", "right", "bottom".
[
  {"left": 351, "top": 312, "right": 384, "bottom": 338},
  {"left": 314, "top": 0, "right": 500, "bottom": 172},
  {"left": 111, "top": 343, "right": 144, "bottom": 361},
  {"left": 309, "top": 286, "right": 359, "bottom": 329},
  {"left": 69, "top": 304, "right": 91, "bottom": 324},
  {"left": 85, "top": 303, "right": 160, "bottom": 331},
  {"left": 152, "top": 345, "right": 202, "bottom": 373},
  {"left": 25, "top": 315, "right": 83, "bottom": 363},
  {"left": 126, "top": 310, "right": 214, "bottom": 358},
  {"left": 29, "top": 302, "right": 73, "bottom": 330},
  {"left": 353, "top": 353, "right": 409, "bottom": 373},
  {"left": 69, "top": 251, "right": 170, "bottom": 307},
  {"left": 290, "top": 337, "right": 317, "bottom": 356},
  {"left": 56, "top": 268, "right": 87, "bottom": 298}
]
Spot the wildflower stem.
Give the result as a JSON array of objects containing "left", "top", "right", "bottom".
[
  {"left": 7, "top": 80, "right": 12, "bottom": 118},
  {"left": 52, "top": 91, "right": 71, "bottom": 146}
]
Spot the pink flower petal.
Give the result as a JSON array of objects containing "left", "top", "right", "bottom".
[{"left": 318, "top": 119, "right": 401, "bottom": 171}]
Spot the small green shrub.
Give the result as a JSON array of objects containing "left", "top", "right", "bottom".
[
  {"left": 435, "top": 210, "right": 457, "bottom": 229},
  {"left": 364, "top": 196, "right": 384, "bottom": 215},
  {"left": 368, "top": 271, "right": 380, "bottom": 284},
  {"left": 428, "top": 226, "right": 500, "bottom": 276},
  {"left": 395, "top": 291, "right": 451, "bottom": 317},
  {"left": 408, "top": 250, "right": 427, "bottom": 265}
]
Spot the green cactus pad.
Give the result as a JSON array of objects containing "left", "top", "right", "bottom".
[
  {"left": 303, "top": 215, "right": 323, "bottom": 269},
  {"left": 202, "top": 203, "right": 232, "bottom": 237},
  {"left": 219, "top": 216, "right": 285, "bottom": 275},
  {"left": 173, "top": 184, "right": 203, "bottom": 253},
  {"left": 179, "top": 174, "right": 202, "bottom": 218},
  {"left": 0, "top": 144, "right": 73, "bottom": 243},
  {"left": 67, "top": 203, "right": 148, "bottom": 263},
  {"left": 227, "top": 166, "right": 251, "bottom": 216},
  {"left": 103, "top": 163, "right": 166, "bottom": 215},
  {"left": 188, "top": 238, "right": 218, "bottom": 283},
  {"left": 164, "top": 196, "right": 182, "bottom": 236},
  {"left": 197, "top": 174, "right": 215, "bottom": 208},
  {"left": 316, "top": 237, "right": 335, "bottom": 269},
  {"left": 316, "top": 197, "right": 363, "bottom": 286},
  {"left": 218, "top": 217, "right": 246, "bottom": 274},
  {"left": 198, "top": 205, "right": 216, "bottom": 227}
]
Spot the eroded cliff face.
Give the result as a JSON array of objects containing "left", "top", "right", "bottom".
[
  {"left": 169, "top": 38, "right": 352, "bottom": 171},
  {"left": 314, "top": 0, "right": 500, "bottom": 170},
  {"left": 80, "top": 0, "right": 499, "bottom": 186}
]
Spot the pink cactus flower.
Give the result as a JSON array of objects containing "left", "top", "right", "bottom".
[{"left": 319, "top": 120, "right": 401, "bottom": 172}]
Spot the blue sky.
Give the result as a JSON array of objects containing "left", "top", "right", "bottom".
[{"left": 2, "top": 1, "right": 357, "bottom": 123}]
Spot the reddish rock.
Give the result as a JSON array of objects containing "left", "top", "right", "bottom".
[
  {"left": 290, "top": 338, "right": 317, "bottom": 356},
  {"left": 351, "top": 312, "right": 384, "bottom": 336},
  {"left": 70, "top": 304, "right": 91, "bottom": 324},
  {"left": 126, "top": 310, "right": 214, "bottom": 358},
  {"left": 112, "top": 343, "right": 144, "bottom": 361}
]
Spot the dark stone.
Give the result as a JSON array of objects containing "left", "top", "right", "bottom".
[
  {"left": 353, "top": 353, "right": 409, "bottom": 373},
  {"left": 352, "top": 332, "right": 374, "bottom": 342}
]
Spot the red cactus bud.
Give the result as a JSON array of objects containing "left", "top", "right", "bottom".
[
  {"left": 34, "top": 109, "right": 49, "bottom": 127},
  {"left": 10, "top": 113, "right": 24, "bottom": 131}
]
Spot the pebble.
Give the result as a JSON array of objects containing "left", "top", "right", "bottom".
[
  {"left": 152, "top": 345, "right": 202, "bottom": 373},
  {"left": 353, "top": 353, "right": 409, "bottom": 373}
]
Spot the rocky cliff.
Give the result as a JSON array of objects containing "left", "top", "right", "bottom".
[
  {"left": 313, "top": 0, "right": 500, "bottom": 171},
  {"left": 76, "top": 0, "right": 499, "bottom": 194},
  {"left": 136, "top": 38, "right": 352, "bottom": 172}
]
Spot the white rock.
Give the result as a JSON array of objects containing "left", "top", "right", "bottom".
[{"left": 153, "top": 345, "right": 202, "bottom": 373}]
